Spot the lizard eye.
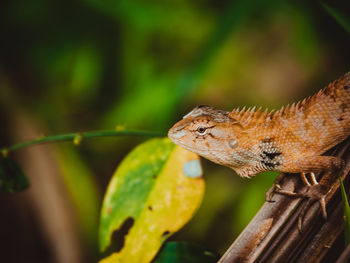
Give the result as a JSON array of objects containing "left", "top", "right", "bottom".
[{"left": 196, "top": 127, "right": 208, "bottom": 135}]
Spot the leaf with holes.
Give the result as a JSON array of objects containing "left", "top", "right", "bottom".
[
  {"left": 0, "top": 156, "right": 29, "bottom": 193},
  {"left": 99, "top": 137, "right": 204, "bottom": 263}
]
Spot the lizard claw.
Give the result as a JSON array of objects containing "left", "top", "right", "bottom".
[
  {"left": 297, "top": 195, "right": 327, "bottom": 232},
  {"left": 265, "top": 183, "right": 292, "bottom": 203},
  {"left": 265, "top": 185, "right": 277, "bottom": 203},
  {"left": 303, "top": 184, "right": 328, "bottom": 220},
  {"left": 274, "top": 184, "right": 306, "bottom": 198},
  {"left": 275, "top": 182, "right": 329, "bottom": 232}
]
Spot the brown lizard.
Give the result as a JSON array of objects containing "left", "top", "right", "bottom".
[{"left": 168, "top": 72, "right": 350, "bottom": 226}]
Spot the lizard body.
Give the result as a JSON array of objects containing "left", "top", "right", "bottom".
[{"left": 168, "top": 72, "right": 350, "bottom": 179}]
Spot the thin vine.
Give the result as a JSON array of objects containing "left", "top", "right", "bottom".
[{"left": 1, "top": 128, "right": 164, "bottom": 157}]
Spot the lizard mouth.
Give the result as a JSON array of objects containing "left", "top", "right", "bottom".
[
  {"left": 168, "top": 135, "right": 210, "bottom": 153},
  {"left": 168, "top": 128, "right": 186, "bottom": 140},
  {"left": 168, "top": 120, "right": 190, "bottom": 141}
]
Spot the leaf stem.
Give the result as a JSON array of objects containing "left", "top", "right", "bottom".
[
  {"left": 1, "top": 129, "right": 165, "bottom": 154},
  {"left": 339, "top": 176, "right": 350, "bottom": 245}
]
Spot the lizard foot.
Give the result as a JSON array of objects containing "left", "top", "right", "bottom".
[
  {"left": 274, "top": 173, "right": 329, "bottom": 232},
  {"left": 296, "top": 183, "right": 328, "bottom": 232}
]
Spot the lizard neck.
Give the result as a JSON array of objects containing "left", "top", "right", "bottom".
[{"left": 227, "top": 129, "right": 285, "bottom": 177}]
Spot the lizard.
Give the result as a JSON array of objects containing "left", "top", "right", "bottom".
[{"left": 168, "top": 71, "right": 350, "bottom": 228}]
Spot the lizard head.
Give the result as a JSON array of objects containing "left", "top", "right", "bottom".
[{"left": 168, "top": 105, "right": 245, "bottom": 167}]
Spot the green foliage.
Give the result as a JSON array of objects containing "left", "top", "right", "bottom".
[
  {"left": 99, "top": 138, "right": 204, "bottom": 262},
  {"left": 234, "top": 171, "right": 278, "bottom": 233},
  {"left": 0, "top": 156, "right": 29, "bottom": 193},
  {"left": 339, "top": 177, "right": 350, "bottom": 245},
  {"left": 101, "top": 0, "right": 277, "bottom": 130},
  {"left": 2, "top": 0, "right": 350, "bottom": 261},
  {"left": 152, "top": 242, "right": 218, "bottom": 263}
]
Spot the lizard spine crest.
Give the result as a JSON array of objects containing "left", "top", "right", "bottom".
[{"left": 229, "top": 72, "right": 350, "bottom": 130}]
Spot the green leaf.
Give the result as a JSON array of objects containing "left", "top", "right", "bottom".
[
  {"left": 152, "top": 242, "right": 218, "bottom": 263},
  {"left": 0, "top": 156, "right": 29, "bottom": 193},
  {"left": 339, "top": 177, "right": 350, "bottom": 245},
  {"left": 321, "top": 2, "right": 350, "bottom": 34},
  {"left": 99, "top": 138, "right": 205, "bottom": 263}
]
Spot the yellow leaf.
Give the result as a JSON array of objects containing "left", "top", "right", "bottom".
[{"left": 99, "top": 138, "right": 204, "bottom": 263}]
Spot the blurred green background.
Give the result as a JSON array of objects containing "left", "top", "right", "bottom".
[{"left": 0, "top": 0, "right": 349, "bottom": 262}]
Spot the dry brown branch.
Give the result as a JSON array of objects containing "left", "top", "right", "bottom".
[
  {"left": 219, "top": 137, "right": 350, "bottom": 263},
  {"left": 11, "top": 114, "right": 86, "bottom": 263}
]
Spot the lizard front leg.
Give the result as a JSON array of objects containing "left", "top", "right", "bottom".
[{"left": 274, "top": 155, "right": 344, "bottom": 230}]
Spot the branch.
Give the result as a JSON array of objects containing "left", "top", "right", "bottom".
[
  {"left": 1, "top": 129, "right": 164, "bottom": 156},
  {"left": 219, "top": 137, "right": 350, "bottom": 263}
]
